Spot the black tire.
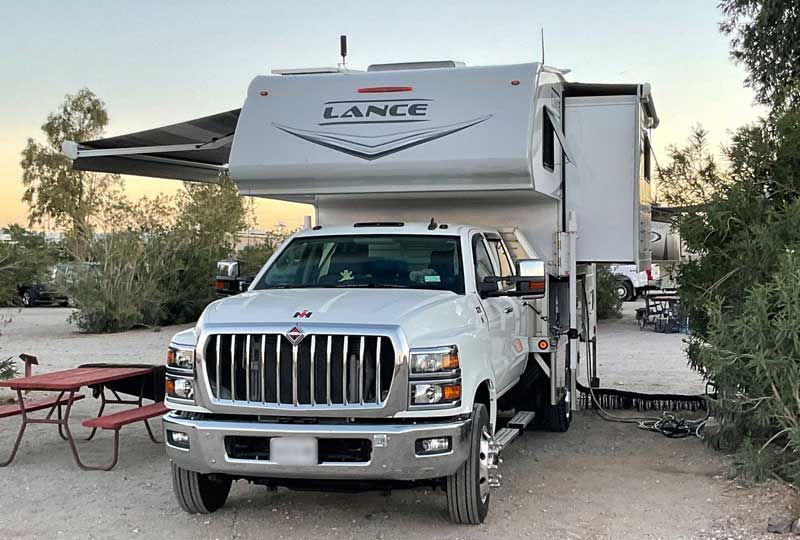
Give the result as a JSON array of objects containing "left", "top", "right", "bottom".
[
  {"left": 543, "top": 394, "right": 572, "bottom": 433},
  {"left": 614, "top": 281, "right": 634, "bottom": 302},
  {"left": 171, "top": 463, "right": 232, "bottom": 514},
  {"left": 446, "top": 403, "right": 491, "bottom": 525}
]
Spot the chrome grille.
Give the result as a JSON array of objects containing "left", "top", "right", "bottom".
[{"left": 204, "top": 333, "right": 395, "bottom": 406}]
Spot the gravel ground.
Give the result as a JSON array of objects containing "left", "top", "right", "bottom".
[{"left": 0, "top": 303, "right": 795, "bottom": 540}]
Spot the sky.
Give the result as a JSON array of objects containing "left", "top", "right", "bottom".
[{"left": 0, "top": 0, "right": 764, "bottom": 231}]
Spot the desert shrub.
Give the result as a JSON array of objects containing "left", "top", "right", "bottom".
[
  {"left": 67, "top": 179, "right": 248, "bottom": 332},
  {"left": 595, "top": 265, "right": 623, "bottom": 320},
  {"left": 694, "top": 251, "right": 800, "bottom": 484}
]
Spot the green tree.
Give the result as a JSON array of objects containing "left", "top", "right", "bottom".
[
  {"left": 719, "top": 0, "right": 800, "bottom": 112},
  {"left": 20, "top": 88, "right": 123, "bottom": 256},
  {"left": 656, "top": 125, "right": 729, "bottom": 207}
]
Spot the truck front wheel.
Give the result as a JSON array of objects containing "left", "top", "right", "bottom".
[
  {"left": 171, "top": 463, "right": 232, "bottom": 514},
  {"left": 446, "top": 403, "right": 491, "bottom": 524}
]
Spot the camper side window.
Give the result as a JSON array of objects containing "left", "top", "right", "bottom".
[{"left": 542, "top": 109, "right": 555, "bottom": 171}]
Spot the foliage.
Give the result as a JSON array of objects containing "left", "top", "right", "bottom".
[
  {"left": 719, "top": 0, "right": 800, "bottom": 112},
  {"left": 66, "top": 179, "right": 249, "bottom": 332},
  {"left": 656, "top": 125, "right": 729, "bottom": 207},
  {"left": 20, "top": 88, "right": 123, "bottom": 257},
  {"left": 235, "top": 225, "right": 295, "bottom": 278},
  {"left": 595, "top": 265, "right": 622, "bottom": 320},
  {"left": 0, "top": 358, "right": 16, "bottom": 380},
  {"left": 667, "top": 108, "right": 800, "bottom": 484},
  {"left": 694, "top": 252, "right": 800, "bottom": 484},
  {"left": 0, "top": 225, "right": 62, "bottom": 306}
]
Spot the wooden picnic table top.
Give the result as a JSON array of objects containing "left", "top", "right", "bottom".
[{"left": 0, "top": 366, "right": 156, "bottom": 392}]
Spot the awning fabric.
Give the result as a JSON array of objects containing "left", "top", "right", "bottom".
[{"left": 67, "top": 109, "right": 241, "bottom": 182}]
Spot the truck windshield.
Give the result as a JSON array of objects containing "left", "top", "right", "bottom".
[{"left": 255, "top": 234, "right": 465, "bottom": 294}]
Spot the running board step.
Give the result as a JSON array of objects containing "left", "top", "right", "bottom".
[
  {"left": 507, "top": 410, "right": 535, "bottom": 432},
  {"left": 493, "top": 428, "right": 519, "bottom": 451}
]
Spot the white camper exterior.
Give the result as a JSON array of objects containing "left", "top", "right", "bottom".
[{"left": 63, "top": 60, "right": 658, "bottom": 524}]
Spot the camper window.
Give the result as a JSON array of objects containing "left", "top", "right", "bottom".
[
  {"left": 543, "top": 109, "right": 555, "bottom": 171},
  {"left": 643, "top": 134, "right": 652, "bottom": 182}
]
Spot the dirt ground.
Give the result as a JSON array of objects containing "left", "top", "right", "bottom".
[{"left": 0, "top": 304, "right": 796, "bottom": 540}]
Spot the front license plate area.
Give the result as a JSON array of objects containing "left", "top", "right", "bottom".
[{"left": 270, "top": 437, "right": 318, "bottom": 466}]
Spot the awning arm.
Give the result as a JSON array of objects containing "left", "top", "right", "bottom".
[
  {"left": 543, "top": 105, "right": 574, "bottom": 164},
  {"left": 61, "top": 134, "right": 234, "bottom": 160}
]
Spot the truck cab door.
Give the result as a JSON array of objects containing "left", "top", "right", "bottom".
[{"left": 472, "top": 233, "right": 523, "bottom": 394}]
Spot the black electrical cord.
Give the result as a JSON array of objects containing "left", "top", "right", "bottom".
[{"left": 578, "top": 277, "right": 710, "bottom": 439}]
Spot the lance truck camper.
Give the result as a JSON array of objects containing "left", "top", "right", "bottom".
[{"left": 63, "top": 59, "right": 658, "bottom": 524}]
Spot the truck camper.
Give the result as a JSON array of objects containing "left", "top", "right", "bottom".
[{"left": 64, "top": 58, "right": 658, "bottom": 524}]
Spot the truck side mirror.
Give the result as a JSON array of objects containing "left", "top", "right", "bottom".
[
  {"left": 215, "top": 259, "right": 244, "bottom": 296},
  {"left": 515, "top": 259, "right": 546, "bottom": 298}
]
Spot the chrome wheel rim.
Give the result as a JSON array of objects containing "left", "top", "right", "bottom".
[{"left": 478, "top": 427, "right": 491, "bottom": 502}]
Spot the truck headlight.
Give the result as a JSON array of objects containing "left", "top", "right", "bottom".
[
  {"left": 166, "top": 377, "right": 195, "bottom": 400},
  {"left": 167, "top": 347, "right": 194, "bottom": 370},
  {"left": 411, "top": 382, "right": 461, "bottom": 406},
  {"left": 410, "top": 346, "right": 459, "bottom": 375}
]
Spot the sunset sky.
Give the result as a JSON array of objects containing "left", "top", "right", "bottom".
[{"left": 0, "top": 1, "right": 763, "bottom": 231}]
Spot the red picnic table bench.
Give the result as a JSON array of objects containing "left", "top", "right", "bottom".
[{"left": 0, "top": 365, "right": 167, "bottom": 471}]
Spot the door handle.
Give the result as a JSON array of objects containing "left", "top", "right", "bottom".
[{"left": 504, "top": 306, "right": 513, "bottom": 314}]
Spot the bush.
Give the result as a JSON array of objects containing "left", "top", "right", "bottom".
[
  {"left": 694, "top": 252, "right": 800, "bottom": 484},
  {"left": 595, "top": 265, "right": 623, "bottom": 320},
  {"left": 67, "top": 179, "right": 248, "bottom": 332}
]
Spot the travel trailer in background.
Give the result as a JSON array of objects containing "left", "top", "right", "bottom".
[{"left": 63, "top": 58, "right": 658, "bottom": 524}]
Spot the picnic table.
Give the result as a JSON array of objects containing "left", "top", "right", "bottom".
[
  {"left": 636, "top": 290, "right": 687, "bottom": 333},
  {"left": 0, "top": 366, "right": 167, "bottom": 471}
]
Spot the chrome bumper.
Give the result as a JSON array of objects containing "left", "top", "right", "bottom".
[{"left": 163, "top": 413, "right": 471, "bottom": 481}]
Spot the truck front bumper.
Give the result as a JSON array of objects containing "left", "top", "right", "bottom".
[{"left": 163, "top": 413, "right": 471, "bottom": 481}]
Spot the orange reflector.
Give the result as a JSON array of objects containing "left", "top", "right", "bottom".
[
  {"left": 215, "top": 280, "right": 225, "bottom": 290},
  {"left": 167, "top": 349, "right": 175, "bottom": 365},
  {"left": 357, "top": 86, "right": 413, "bottom": 93},
  {"left": 530, "top": 281, "right": 545, "bottom": 292},
  {"left": 538, "top": 339, "right": 549, "bottom": 350},
  {"left": 510, "top": 80, "right": 520, "bottom": 86},
  {"left": 443, "top": 384, "right": 461, "bottom": 401},
  {"left": 165, "top": 378, "right": 175, "bottom": 396},
  {"left": 441, "top": 351, "right": 460, "bottom": 370}
]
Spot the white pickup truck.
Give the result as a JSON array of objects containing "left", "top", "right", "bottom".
[{"left": 63, "top": 58, "right": 658, "bottom": 523}]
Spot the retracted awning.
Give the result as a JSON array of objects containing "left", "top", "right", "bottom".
[{"left": 62, "top": 109, "right": 241, "bottom": 182}]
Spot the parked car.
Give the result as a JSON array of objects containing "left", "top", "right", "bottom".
[
  {"left": 610, "top": 264, "right": 660, "bottom": 301},
  {"left": 17, "top": 263, "right": 90, "bottom": 307}
]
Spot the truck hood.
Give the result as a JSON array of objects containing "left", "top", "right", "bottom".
[{"left": 201, "top": 288, "right": 461, "bottom": 328}]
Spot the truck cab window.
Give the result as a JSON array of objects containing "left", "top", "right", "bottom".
[
  {"left": 255, "top": 234, "right": 465, "bottom": 294},
  {"left": 472, "top": 236, "right": 496, "bottom": 288},
  {"left": 487, "top": 238, "right": 514, "bottom": 290}
]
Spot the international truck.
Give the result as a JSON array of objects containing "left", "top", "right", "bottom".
[{"left": 63, "top": 59, "right": 658, "bottom": 524}]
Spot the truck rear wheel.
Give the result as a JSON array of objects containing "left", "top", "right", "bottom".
[
  {"left": 542, "top": 394, "right": 572, "bottom": 432},
  {"left": 446, "top": 403, "right": 491, "bottom": 524},
  {"left": 171, "top": 463, "right": 232, "bottom": 514}
]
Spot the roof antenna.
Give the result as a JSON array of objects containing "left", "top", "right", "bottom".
[
  {"left": 428, "top": 218, "right": 438, "bottom": 231},
  {"left": 339, "top": 35, "right": 348, "bottom": 69},
  {"left": 540, "top": 28, "right": 545, "bottom": 64}
]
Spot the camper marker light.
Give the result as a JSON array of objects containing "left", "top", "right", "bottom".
[
  {"left": 357, "top": 86, "right": 413, "bottom": 93},
  {"left": 259, "top": 90, "right": 269, "bottom": 96},
  {"left": 538, "top": 339, "right": 549, "bottom": 351},
  {"left": 510, "top": 80, "right": 521, "bottom": 86}
]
